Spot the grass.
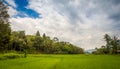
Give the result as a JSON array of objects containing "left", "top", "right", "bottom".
[{"left": 0, "top": 54, "right": 120, "bottom": 69}]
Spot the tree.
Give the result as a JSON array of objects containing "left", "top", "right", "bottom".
[
  {"left": 18, "top": 31, "right": 27, "bottom": 53},
  {"left": 9, "top": 31, "right": 20, "bottom": 51},
  {"left": 43, "top": 33, "right": 46, "bottom": 39},
  {"left": 33, "top": 31, "right": 43, "bottom": 53},
  {"left": 10, "top": 31, "right": 28, "bottom": 57},
  {"left": 104, "top": 34, "right": 111, "bottom": 54},
  {"left": 19, "top": 31, "right": 27, "bottom": 57},
  {"left": 95, "top": 34, "right": 120, "bottom": 54},
  {"left": 111, "top": 36, "right": 119, "bottom": 54},
  {"left": 0, "top": 1, "right": 11, "bottom": 52},
  {"left": 36, "top": 30, "right": 40, "bottom": 36}
]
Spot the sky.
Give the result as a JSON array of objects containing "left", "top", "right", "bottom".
[{"left": 4, "top": 0, "right": 120, "bottom": 50}]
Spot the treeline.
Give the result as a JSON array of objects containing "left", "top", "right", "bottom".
[
  {"left": 93, "top": 34, "right": 120, "bottom": 54},
  {"left": 0, "top": 1, "right": 84, "bottom": 54},
  {"left": 8, "top": 31, "right": 84, "bottom": 54}
]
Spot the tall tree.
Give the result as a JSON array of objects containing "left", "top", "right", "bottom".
[
  {"left": 95, "top": 34, "right": 120, "bottom": 54},
  {"left": 19, "top": 31, "right": 27, "bottom": 57},
  {"left": 43, "top": 33, "right": 46, "bottom": 39},
  {"left": 0, "top": 0, "right": 11, "bottom": 52},
  {"left": 111, "top": 36, "right": 119, "bottom": 54},
  {"left": 36, "top": 30, "right": 40, "bottom": 36},
  {"left": 104, "top": 34, "right": 111, "bottom": 53},
  {"left": 33, "top": 31, "right": 43, "bottom": 52}
]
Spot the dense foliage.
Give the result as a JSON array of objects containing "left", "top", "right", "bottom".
[
  {"left": 0, "top": 1, "right": 11, "bottom": 52},
  {"left": 9, "top": 31, "right": 84, "bottom": 54},
  {"left": 93, "top": 34, "right": 120, "bottom": 54}
]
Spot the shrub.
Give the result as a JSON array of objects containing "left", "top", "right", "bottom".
[
  {"left": 3, "top": 53, "right": 20, "bottom": 59},
  {"left": 0, "top": 56, "right": 7, "bottom": 60}
]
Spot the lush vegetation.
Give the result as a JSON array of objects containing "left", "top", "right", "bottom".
[
  {"left": 93, "top": 34, "right": 120, "bottom": 54},
  {"left": 0, "top": 1, "right": 11, "bottom": 53},
  {"left": 8, "top": 31, "right": 84, "bottom": 54},
  {"left": 0, "top": 54, "right": 120, "bottom": 69},
  {"left": 0, "top": 1, "right": 84, "bottom": 54},
  {"left": 0, "top": 53, "right": 22, "bottom": 60}
]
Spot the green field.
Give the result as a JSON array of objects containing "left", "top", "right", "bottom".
[{"left": 0, "top": 54, "right": 120, "bottom": 69}]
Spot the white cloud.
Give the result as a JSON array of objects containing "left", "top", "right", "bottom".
[
  {"left": 9, "top": 0, "right": 120, "bottom": 50},
  {"left": 8, "top": 6, "right": 18, "bottom": 17},
  {"left": 5, "top": 0, "right": 17, "bottom": 8},
  {"left": 5, "top": 0, "right": 18, "bottom": 17}
]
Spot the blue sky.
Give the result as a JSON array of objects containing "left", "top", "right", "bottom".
[
  {"left": 5, "top": 0, "right": 120, "bottom": 50},
  {"left": 5, "top": 0, "right": 40, "bottom": 18}
]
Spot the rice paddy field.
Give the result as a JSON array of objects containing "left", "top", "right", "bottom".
[{"left": 0, "top": 54, "right": 120, "bottom": 69}]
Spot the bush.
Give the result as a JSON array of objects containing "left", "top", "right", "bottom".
[
  {"left": 3, "top": 53, "right": 20, "bottom": 59},
  {"left": 0, "top": 56, "right": 7, "bottom": 60}
]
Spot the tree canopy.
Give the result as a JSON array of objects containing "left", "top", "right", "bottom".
[{"left": 0, "top": 0, "right": 11, "bottom": 52}]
